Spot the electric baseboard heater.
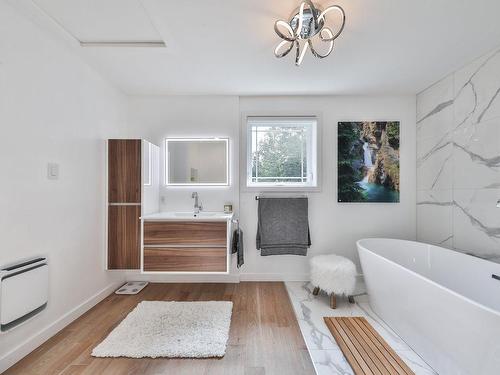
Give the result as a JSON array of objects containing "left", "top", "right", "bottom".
[{"left": 0, "top": 257, "right": 48, "bottom": 332}]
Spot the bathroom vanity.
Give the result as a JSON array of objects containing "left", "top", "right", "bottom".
[
  {"left": 106, "top": 138, "right": 233, "bottom": 274},
  {"left": 141, "top": 212, "right": 233, "bottom": 273}
]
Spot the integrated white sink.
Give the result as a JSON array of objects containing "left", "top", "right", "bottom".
[
  {"left": 174, "top": 212, "right": 217, "bottom": 218},
  {"left": 141, "top": 211, "right": 233, "bottom": 221}
]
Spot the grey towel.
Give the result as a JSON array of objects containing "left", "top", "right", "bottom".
[
  {"left": 256, "top": 198, "right": 311, "bottom": 256},
  {"left": 231, "top": 228, "right": 244, "bottom": 268}
]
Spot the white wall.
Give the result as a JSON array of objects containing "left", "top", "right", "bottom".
[
  {"left": 239, "top": 96, "right": 417, "bottom": 280},
  {"left": 126, "top": 96, "right": 240, "bottom": 213},
  {"left": 0, "top": 2, "right": 126, "bottom": 371},
  {"left": 417, "top": 46, "right": 500, "bottom": 263},
  {"left": 126, "top": 95, "right": 417, "bottom": 281}
]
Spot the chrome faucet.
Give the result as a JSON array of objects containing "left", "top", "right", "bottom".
[{"left": 191, "top": 192, "right": 202, "bottom": 214}]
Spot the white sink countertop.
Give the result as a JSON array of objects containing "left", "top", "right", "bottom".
[{"left": 141, "top": 211, "right": 234, "bottom": 221}]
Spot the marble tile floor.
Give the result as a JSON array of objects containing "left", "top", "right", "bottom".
[{"left": 285, "top": 281, "right": 438, "bottom": 375}]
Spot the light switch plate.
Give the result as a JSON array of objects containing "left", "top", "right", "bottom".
[{"left": 47, "top": 163, "right": 59, "bottom": 180}]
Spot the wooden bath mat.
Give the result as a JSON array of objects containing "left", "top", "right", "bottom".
[{"left": 324, "top": 317, "right": 415, "bottom": 375}]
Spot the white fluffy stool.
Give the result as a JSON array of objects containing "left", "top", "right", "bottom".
[{"left": 310, "top": 254, "right": 356, "bottom": 309}]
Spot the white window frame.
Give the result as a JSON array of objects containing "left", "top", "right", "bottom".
[{"left": 244, "top": 116, "right": 319, "bottom": 190}]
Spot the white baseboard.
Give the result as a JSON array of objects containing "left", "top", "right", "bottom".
[
  {"left": 122, "top": 271, "right": 309, "bottom": 283},
  {"left": 0, "top": 282, "right": 120, "bottom": 374},
  {"left": 239, "top": 273, "right": 310, "bottom": 282},
  {"left": 124, "top": 272, "right": 241, "bottom": 283},
  {"left": 123, "top": 272, "right": 309, "bottom": 283}
]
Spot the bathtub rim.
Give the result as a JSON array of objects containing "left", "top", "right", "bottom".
[{"left": 357, "top": 238, "right": 500, "bottom": 317}]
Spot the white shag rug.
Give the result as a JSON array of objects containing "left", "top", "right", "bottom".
[{"left": 92, "top": 301, "right": 233, "bottom": 358}]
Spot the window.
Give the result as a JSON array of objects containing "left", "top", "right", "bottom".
[{"left": 246, "top": 117, "right": 318, "bottom": 188}]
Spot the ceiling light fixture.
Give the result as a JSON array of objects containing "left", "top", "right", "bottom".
[{"left": 274, "top": 0, "right": 345, "bottom": 66}]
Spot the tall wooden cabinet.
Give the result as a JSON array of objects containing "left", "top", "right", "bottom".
[
  {"left": 107, "top": 139, "right": 159, "bottom": 270},
  {"left": 108, "top": 139, "right": 141, "bottom": 204}
]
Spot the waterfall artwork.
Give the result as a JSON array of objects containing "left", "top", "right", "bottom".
[{"left": 337, "top": 121, "right": 400, "bottom": 203}]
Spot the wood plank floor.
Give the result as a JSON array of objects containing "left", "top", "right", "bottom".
[
  {"left": 324, "top": 317, "right": 414, "bottom": 375},
  {"left": 5, "top": 282, "right": 315, "bottom": 375}
]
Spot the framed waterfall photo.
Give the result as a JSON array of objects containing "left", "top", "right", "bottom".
[{"left": 337, "top": 121, "right": 400, "bottom": 203}]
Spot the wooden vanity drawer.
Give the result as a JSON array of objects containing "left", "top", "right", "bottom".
[
  {"left": 144, "top": 247, "right": 227, "bottom": 272},
  {"left": 143, "top": 221, "right": 227, "bottom": 246}
]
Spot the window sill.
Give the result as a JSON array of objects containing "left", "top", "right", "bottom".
[{"left": 241, "top": 185, "right": 322, "bottom": 193}]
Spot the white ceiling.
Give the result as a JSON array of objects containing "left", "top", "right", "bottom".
[{"left": 25, "top": 0, "right": 500, "bottom": 95}]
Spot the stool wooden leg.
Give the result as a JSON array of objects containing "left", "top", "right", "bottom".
[
  {"left": 348, "top": 295, "right": 355, "bottom": 304},
  {"left": 312, "top": 286, "right": 320, "bottom": 296},
  {"left": 330, "top": 294, "right": 337, "bottom": 309}
]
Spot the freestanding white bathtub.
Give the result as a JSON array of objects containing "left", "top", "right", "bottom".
[{"left": 357, "top": 238, "right": 500, "bottom": 375}]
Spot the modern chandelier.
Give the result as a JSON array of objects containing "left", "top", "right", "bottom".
[{"left": 274, "top": 0, "right": 345, "bottom": 66}]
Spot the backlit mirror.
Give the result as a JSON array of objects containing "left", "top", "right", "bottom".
[{"left": 166, "top": 138, "right": 229, "bottom": 186}]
